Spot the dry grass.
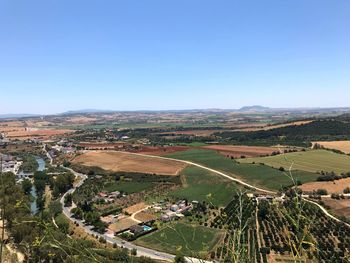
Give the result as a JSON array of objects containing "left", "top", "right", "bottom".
[
  {"left": 123, "top": 202, "right": 147, "bottom": 214},
  {"left": 236, "top": 120, "right": 313, "bottom": 132},
  {"left": 313, "top": 140, "right": 350, "bottom": 154},
  {"left": 5, "top": 129, "right": 73, "bottom": 138},
  {"left": 300, "top": 177, "right": 350, "bottom": 194},
  {"left": 134, "top": 211, "right": 157, "bottom": 222},
  {"left": 108, "top": 218, "right": 136, "bottom": 232},
  {"left": 73, "top": 151, "right": 187, "bottom": 176}
]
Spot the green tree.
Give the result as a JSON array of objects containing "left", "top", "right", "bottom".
[
  {"left": 48, "top": 200, "right": 62, "bottom": 217},
  {"left": 343, "top": 187, "right": 350, "bottom": 194},
  {"left": 71, "top": 207, "right": 84, "bottom": 219},
  {"left": 64, "top": 193, "right": 73, "bottom": 207},
  {"left": 21, "top": 178, "right": 32, "bottom": 195},
  {"left": 174, "top": 255, "right": 186, "bottom": 263}
]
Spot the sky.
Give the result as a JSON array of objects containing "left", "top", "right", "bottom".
[{"left": 0, "top": 0, "right": 349, "bottom": 114}]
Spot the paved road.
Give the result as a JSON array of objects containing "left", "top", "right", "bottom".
[{"left": 54, "top": 148, "right": 350, "bottom": 262}]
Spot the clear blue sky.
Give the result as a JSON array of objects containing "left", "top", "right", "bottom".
[{"left": 0, "top": 0, "right": 349, "bottom": 114}]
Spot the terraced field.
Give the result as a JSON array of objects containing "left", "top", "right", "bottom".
[{"left": 238, "top": 149, "right": 350, "bottom": 174}]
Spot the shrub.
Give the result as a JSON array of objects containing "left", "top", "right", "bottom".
[
  {"left": 316, "top": 189, "right": 328, "bottom": 196},
  {"left": 343, "top": 187, "right": 350, "bottom": 194}
]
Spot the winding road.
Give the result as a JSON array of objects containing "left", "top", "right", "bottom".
[{"left": 51, "top": 148, "right": 350, "bottom": 262}]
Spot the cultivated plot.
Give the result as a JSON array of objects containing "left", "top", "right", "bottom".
[
  {"left": 73, "top": 151, "right": 187, "bottom": 176},
  {"left": 135, "top": 222, "right": 223, "bottom": 257},
  {"left": 238, "top": 150, "right": 350, "bottom": 174}
]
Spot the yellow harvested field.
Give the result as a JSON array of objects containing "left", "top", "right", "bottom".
[
  {"left": 300, "top": 177, "right": 350, "bottom": 194},
  {"left": 236, "top": 120, "right": 313, "bottom": 132},
  {"left": 313, "top": 141, "right": 350, "bottom": 154},
  {"left": 5, "top": 129, "right": 73, "bottom": 138},
  {"left": 73, "top": 151, "right": 187, "bottom": 176}
]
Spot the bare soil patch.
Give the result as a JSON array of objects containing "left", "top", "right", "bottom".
[
  {"left": 134, "top": 211, "right": 157, "bottom": 222},
  {"left": 202, "top": 145, "right": 279, "bottom": 158},
  {"left": 313, "top": 141, "right": 350, "bottom": 154},
  {"left": 322, "top": 197, "right": 350, "bottom": 218},
  {"left": 73, "top": 151, "right": 187, "bottom": 176},
  {"left": 123, "top": 202, "right": 147, "bottom": 214},
  {"left": 300, "top": 177, "right": 350, "bottom": 194}
]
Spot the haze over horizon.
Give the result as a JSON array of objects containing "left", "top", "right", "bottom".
[{"left": 1, "top": 0, "right": 349, "bottom": 114}]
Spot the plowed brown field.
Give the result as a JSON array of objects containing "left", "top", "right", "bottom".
[{"left": 73, "top": 151, "right": 187, "bottom": 176}]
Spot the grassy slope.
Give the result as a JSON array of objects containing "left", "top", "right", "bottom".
[
  {"left": 170, "top": 166, "right": 238, "bottom": 206},
  {"left": 166, "top": 149, "right": 319, "bottom": 190},
  {"left": 135, "top": 222, "right": 223, "bottom": 257},
  {"left": 238, "top": 149, "right": 350, "bottom": 174}
]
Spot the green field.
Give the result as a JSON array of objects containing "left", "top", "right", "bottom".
[
  {"left": 238, "top": 149, "right": 350, "bottom": 174},
  {"left": 170, "top": 166, "right": 238, "bottom": 206},
  {"left": 135, "top": 222, "right": 223, "bottom": 257},
  {"left": 103, "top": 181, "right": 154, "bottom": 194},
  {"left": 166, "top": 149, "right": 319, "bottom": 190}
]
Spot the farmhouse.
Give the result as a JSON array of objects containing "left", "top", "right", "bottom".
[{"left": 130, "top": 225, "right": 144, "bottom": 235}]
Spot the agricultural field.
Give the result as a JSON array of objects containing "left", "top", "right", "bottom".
[
  {"left": 313, "top": 140, "right": 350, "bottom": 154},
  {"left": 1, "top": 126, "right": 74, "bottom": 140},
  {"left": 238, "top": 149, "right": 350, "bottom": 174},
  {"left": 72, "top": 151, "right": 187, "bottom": 176},
  {"left": 169, "top": 166, "right": 238, "bottom": 206},
  {"left": 201, "top": 145, "right": 280, "bottom": 158},
  {"left": 321, "top": 198, "right": 350, "bottom": 218},
  {"left": 258, "top": 200, "right": 350, "bottom": 262},
  {"left": 135, "top": 222, "right": 224, "bottom": 258},
  {"left": 236, "top": 120, "right": 313, "bottom": 132},
  {"left": 300, "top": 177, "right": 350, "bottom": 194},
  {"left": 166, "top": 149, "right": 319, "bottom": 190}
]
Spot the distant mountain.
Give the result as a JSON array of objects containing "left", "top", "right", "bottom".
[
  {"left": 0, "top": 113, "right": 40, "bottom": 119},
  {"left": 238, "top": 105, "right": 270, "bottom": 112},
  {"left": 61, "top": 109, "right": 114, "bottom": 115}
]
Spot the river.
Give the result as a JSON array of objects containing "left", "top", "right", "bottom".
[{"left": 30, "top": 156, "right": 46, "bottom": 215}]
